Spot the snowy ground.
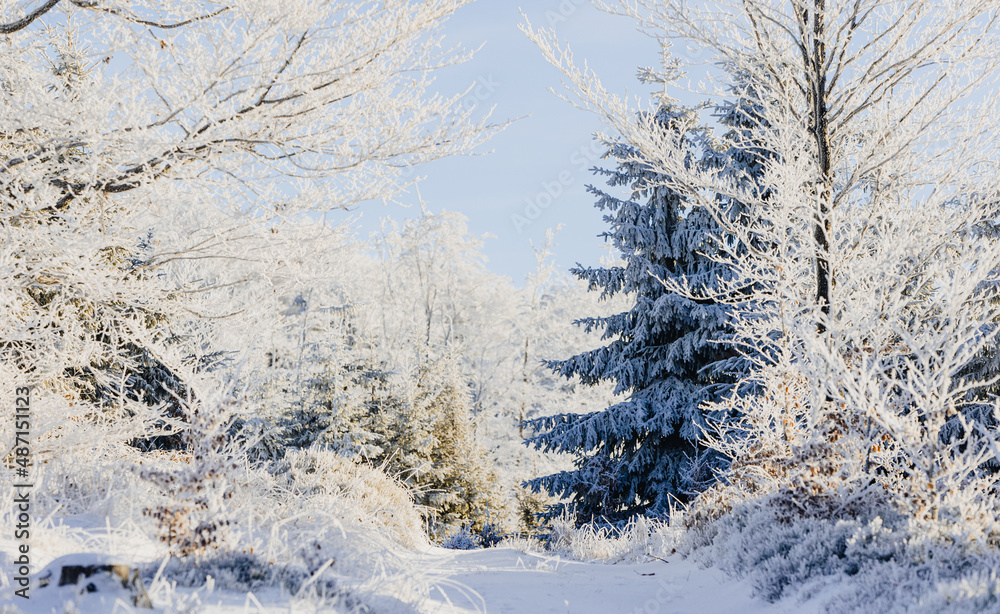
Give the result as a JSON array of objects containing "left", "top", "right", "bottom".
[
  {"left": 416, "top": 547, "right": 814, "bottom": 614},
  {"left": 1, "top": 539, "right": 820, "bottom": 614}
]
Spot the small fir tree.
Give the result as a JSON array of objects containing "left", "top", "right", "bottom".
[{"left": 371, "top": 355, "right": 506, "bottom": 537}]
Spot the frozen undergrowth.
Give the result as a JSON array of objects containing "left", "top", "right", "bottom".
[
  {"left": 7, "top": 440, "right": 1000, "bottom": 613},
  {"left": 0, "top": 443, "right": 440, "bottom": 613},
  {"left": 493, "top": 513, "right": 681, "bottom": 565},
  {"left": 542, "top": 514, "right": 680, "bottom": 563},
  {"left": 681, "top": 495, "right": 1000, "bottom": 613}
]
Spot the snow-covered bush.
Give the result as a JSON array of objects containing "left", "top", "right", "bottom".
[
  {"left": 682, "top": 494, "right": 1000, "bottom": 612},
  {"left": 140, "top": 386, "right": 240, "bottom": 559},
  {"left": 273, "top": 448, "right": 426, "bottom": 550},
  {"left": 439, "top": 509, "right": 510, "bottom": 549},
  {"left": 542, "top": 512, "right": 679, "bottom": 563},
  {"left": 5, "top": 416, "right": 436, "bottom": 610},
  {"left": 442, "top": 526, "right": 481, "bottom": 550}
]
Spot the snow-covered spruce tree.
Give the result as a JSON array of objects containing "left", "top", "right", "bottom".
[{"left": 524, "top": 101, "right": 745, "bottom": 522}]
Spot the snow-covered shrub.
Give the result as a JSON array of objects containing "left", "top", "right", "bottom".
[
  {"left": 441, "top": 515, "right": 508, "bottom": 549},
  {"left": 139, "top": 387, "right": 240, "bottom": 560},
  {"left": 26, "top": 443, "right": 152, "bottom": 524},
  {"left": 273, "top": 448, "right": 426, "bottom": 550},
  {"left": 683, "top": 495, "right": 905, "bottom": 602},
  {"left": 158, "top": 552, "right": 278, "bottom": 593},
  {"left": 545, "top": 512, "right": 679, "bottom": 563},
  {"left": 682, "top": 493, "right": 1000, "bottom": 612},
  {"left": 226, "top": 469, "right": 432, "bottom": 604},
  {"left": 251, "top": 342, "right": 508, "bottom": 539},
  {"left": 15, "top": 429, "right": 433, "bottom": 608},
  {"left": 152, "top": 550, "right": 364, "bottom": 610},
  {"left": 477, "top": 519, "right": 508, "bottom": 549},
  {"left": 442, "top": 526, "right": 481, "bottom": 550}
]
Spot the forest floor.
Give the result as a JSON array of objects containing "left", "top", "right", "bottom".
[{"left": 414, "top": 547, "right": 817, "bottom": 614}]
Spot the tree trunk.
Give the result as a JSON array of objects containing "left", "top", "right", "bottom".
[{"left": 806, "top": 0, "right": 832, "bottom": 334}]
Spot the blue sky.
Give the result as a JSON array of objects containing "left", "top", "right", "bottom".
[{"left": 337, "top": 1, "right": 666, "bottom": 283}]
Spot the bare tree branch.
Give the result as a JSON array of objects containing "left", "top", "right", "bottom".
[{"left": 0, "top": 0, "right": 61, "bottom": 34}]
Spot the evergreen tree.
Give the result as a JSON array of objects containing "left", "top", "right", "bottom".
[
  {"left": 370, "top": 354, "right": 507, "bottom": 537},
  {"left": 524, "top": 101, "right": 747, "bottom": 522},
  {"left": 253, "top": 293, "right": 381, "bottom": 460}
]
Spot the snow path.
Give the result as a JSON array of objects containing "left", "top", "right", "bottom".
[{"left": 414, "top": 548, "right": 815, "bottom": 614}]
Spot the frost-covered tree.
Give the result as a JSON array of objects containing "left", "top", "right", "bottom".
[
  {"left": 363, "top": 354, "right": 506, "bottom": 538},
  {"left": 252, "top": 293, "right": 382, "bottom": 460},
  {"left": 370, "top": 208, "right": 499, "bottom": 359},
  {"left": 209, "top": 207, "right": 618, "bottom": 533},
  {"left": 0, "top": 0, "right": 492, "bottom": 457},
  {"left": 523, "top": 101, "right": 745, "bottom": 522}
]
